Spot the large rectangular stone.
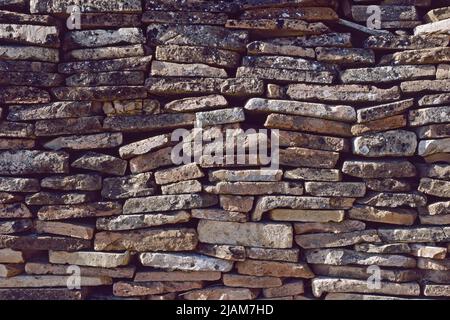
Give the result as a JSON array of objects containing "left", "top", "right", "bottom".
[
  {"left": 197, "top": 220, "right": 292, "bottom": 249},
  {"left": 49, "top": 251, "right": 130, "bottom": 268},
  {"left": 0, "top": 151, "right": 68, "bottom": 175},
  {"left": 94, "top": 228, "right": 197, "bottom": 251},
  {"left": 139, "top": 253, "right": 233, "bottom": 272},
  {"left": 30, "top": 0, "right": 142, "bottom": 13},
  {"left": 123, "top": 194, "right": 217, "bottom": 214}
]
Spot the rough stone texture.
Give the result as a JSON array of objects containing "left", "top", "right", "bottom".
[{"left": 0, "top": 0, "right": 449, "bottom": 301}]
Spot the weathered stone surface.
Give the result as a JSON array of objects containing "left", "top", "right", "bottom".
[
  {"left": 182, "top": 287, "right": 257, "bottom": 300},
  {"left": 305, "top": 249, "right": 417, "bottom": 268},
  {"left": 342, "top": 160, "right": 416, "bottom": 178},
  {"left": 0, "top": 23, "right": 59, "bottom": 47},
  {"left": 147, "top": 77, "right": 264, "bottom": 97},
  {"left": 226, "top": 19, "right": 329, "bottom": 37},
  {"left": 401, "top": 80, "right": 450, "bottom": 93},
  {"left": 26, "top": 192, "right": 94, "bottom": 206},
  {"left": 129, "top": 147, "right": 173, "bottom": 174},
  {"left": 0, "top": 45, "right": 59, "bottom": 63},
  {"left": 409, "top": 106, "right": 450, "bottom": 127},
  {"left": 352, "top": 130, "right": 417, "bottom": 157},
  {"left": 245, "top": 98, "right": 355, "bottom": 122},
  {"left": 295, "top": 230, "right": 381, "bottom": 249},
  {"left": 25, "top": 262, "right": 135, "bottom": 279},
  {"left": 162, "top": 179, "right": 202, "bottom": 195},
  {"left": 41, "top": 174, "right": 102, "bottom": 191},
  {"left": 0, "top": 203, "right": 31, "bottom": 219},
  {"left": 0, "top": 288, "right": 86, "bottom": 300},
  {"left": 0, "top": 151, "right": 68, "bottom": 175},
  {"left": 124, "top": 194, "right": 217, "bottom": 214},
  {"left": 102, "top": 173, "right": 154, "bottom": 199},
  {"left": 198, "top": 244, "right": 245, "bottom": 261},
  {"left": 151, "top": 61, "right": 227, "bottom": 78},
  {"left": 424, "top": 285, "right": 450, "bottom": 297},
  {"left": 191, "top": 209, "right": 247, "bottom": 223},
  {"left": 134, "top": 271, "right": 220, "bottom": 282},
  {"left": 34, "top": 219, "right": 94, "bottom": 239},
  {"left": 341, "top": 65, "right": 435, "bottom": 84},
  {"left": 223, "top": 274, "right": 281, "bottom": 288},
  {"left": 357, "top": 99, "right": 414, "bottom": 123},
  {"left": 0, "top": 177, "right": 39, "bottom": 193},
  {"left": 71, "top": 152, "right": 127, "bottom": 176},
  {"left": 284, "top": 168, "right": 341, "bottom": 182},
  {"left": 312, "top": 277, "right": 420, "bottom": 298},
  {"left": 0, "top": 235, "right": 90, "bottom": 251},
  {"left": 365, "top": 33, "right": 449, "bottom": 49},
  {"left": 209, "top": 169, "right": 282, "bottom": 182},
  {"left": 198, "top": 220, "right": 292, "bottom": 249},
  {"left": 30, "top": 0, "right": 142, "bottom": 13},
  {"left": 354, "top": 243, "right": 411, "bottom": 254},
  {"left": 0, "top": 263, "right": 22, "bottom": 277},
  {"left": 0, "top": 71, "right": 63, "bottom": 86},
  {"left": 437, "top": 64, "right": 450, "bottom": 79},
  {"left": 119, "top": 134, "right": 172, "bottom": 159},
  {"left": 382, "top": 48, "right": 450, "bottom": 66},
  {"left": 253, "top": 196, "right": 355, "bottom": 221},
  {"left": 0, "top": 275, "right": 111, "bottom": 288},
  {"left": 279, "top": 147, "right": 339, "bottom": 169},
  {"left": 305, "top": 182, "right": 366, "bottom": 197},
  {"left": 236, "top": 66, "right": 335, "bottom": 83},
  {"left": 348, "top": 205, "right": 417, "bottom": 226},
  {"left": 196, "top": 108, "right": 245, "bottom": 127},
  {"left": 236, "top": 260, "right": 314, "bottom": 278},
  {"left": 96, "top": 211, "right": 190, "bottom": 231},
  {"left": 417, "top": 124, "right": 450, "bottom": 139},
  {"left": 94, "top": 228, "right": 197, "bottom": 252},
  {"left": 104, "top": 113, "right": 195, "bottom": 133},
  {"left": 419, "top": 178, "right": 450, "bottom": 198},
  {"left": 147, "top": 24, "right": 248, "bottom": 52},
  {"left": 34, "top": 117, "right": 103, "bottom": 137},
  {"left": 378, "top": 227, "right": 450, "bottom": 243},
  {"left": 418, "top": 258, "right": 450, "bottom": 271},
  {"left": 49, "top": 251, "right": 130, "bottom": 268},
  {"left": 418, "top": 93, "right": 450, "bottom": 106},
  {"left": 0, "top": 122, "right": 33, "bottom": 138},
  {"left": 44, "top": 133, "right": 123, "bottom": 151},
  {"left": 37, "top": 202, "right": 121, "bottom": 220},
  {"left": 64, "top": 28, "right": 144, "bottom": 50},
  {"left": 352, "top": 5, "right": 418, "bottom": 21},
  {"left": 266, "top": 113, "right": 351, "bottom": 137},
  {"left": 351, "top": 115, "right": 407, "bottom": 136},
  {"left": 294, "top": 220, "right": 366, "bottom": 235},
  {"left": 286, "top": 84, "right": 401, "bottom": 103},
  {"left": 316, "top": 47, "right": 374, "bottom": 65},
  {"left": 0, "top": 219, "right": 32, "bottom": 234},
  {"left": 66, "top": 71, "right": 145, "bottom": 86},
  {"left": 427, "top": 201, "right": 450, "bottom": 215},
  {"left": 410, "top": 244, "right": 447, "bottom": 260},
  {"left": 357, "top": 192, "right": 426, "bottom": 208},
  {"left": 155, "top": 163, "right": 204, "bottom": 185},
  {"left": 0, "top": 248, "right": 24, "bottom": 264},
  {"left": 156, "top": 45, "right": 240, "bottom": 68},
  {"left": 139, "top": 253, "right": 233, "bottom": 272},
  {"left": 418, "top": 139, "right": 450, "bottom": 157},
  {"left": 414, "top": 19, "right": 450, "bottom": 36},
  {"left": 247, "top": 33, "right": 351, "bottom": 58},
  {"left": 208, "top": 181, "right": 303, "bottom": 196},
  {"left": 59, "top": 56, "right": 151, "bottom": 74},
  {"left": 165, "top": 95, "right": 228, "bottom": 113},
  {"left": 51, "top": 86, "right": 147, "bottom": 101},
  {"left": 245, "top": 247, "right": 298, "bottom": 263},
  {"left": 113, "top": 281, "right": 202, "bottom": 297},
  {"left": 65, "top": 44, "right": 145, "bottom": 61},
  {"left": 7, "top": 101, "right": 100, "bottom": 121},
  {"left": 0, "top": 139, "right": 35, "bottom": 150},
  {"left": 262, "top": 280, "right": 304, "bottom": 298}
]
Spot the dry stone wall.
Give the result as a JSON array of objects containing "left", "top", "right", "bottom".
[{"left": 0, "top": 0, "right": 449, "bottom": 300}]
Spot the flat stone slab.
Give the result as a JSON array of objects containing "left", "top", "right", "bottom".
[{"left": 197, "top": 220, "right": 293, "bottom": 248}]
